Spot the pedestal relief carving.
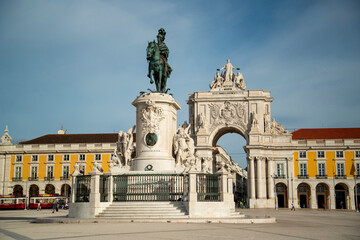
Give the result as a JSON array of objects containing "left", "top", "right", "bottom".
[{"left": 140, "top": 99, "right": 164, "bottom": 134}]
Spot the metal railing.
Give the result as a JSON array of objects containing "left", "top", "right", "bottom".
[
  {"left": 60, "top": 176, "right": 70, "bottom": 180},
  {"left": 44, "top": 176, "right": 54, "bottom": 181},
  {"left": 335, "top": 174, "right": 347, "bottom": 179},
  {"left": 197, "top": 174, "right": 221, "bottom": 201},
  {"left": 100, "top": 175, "right": 109, "bottom": 202},
  {"left": 75, "top": 175, "right": 91, "bottom": 202},
  {"left": 113, "top": 174, "right": 188, "bottom": 201},
  {"left": 274, "top": 174, "right": 286, "bottom": 179},
  {"left": 297, "top": 174, "right": 309, "bottom": 179},
  {"left": 12, "top": 177, "right": 22, "bottom": 181},
  {"left": 28, "top": 177, "right": 38, "bottom": 181},
  {"left": 316, "top": 175, "right": 328, "bottom": 179}
]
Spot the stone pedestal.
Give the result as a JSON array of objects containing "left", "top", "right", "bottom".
[{"left": 131, "top": 93, "right": 181, "bottom": 172}]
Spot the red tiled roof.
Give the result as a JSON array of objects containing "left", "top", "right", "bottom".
[
  {"left": 291, "top": 128, "right": 360, "bottom": 140},
  {"left": 20, "top": 133, "right": 120, "bottom": 144}
]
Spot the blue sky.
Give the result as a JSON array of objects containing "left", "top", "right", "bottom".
[{"left": 1, "top": 0, "right": 359, "bottom": 167}]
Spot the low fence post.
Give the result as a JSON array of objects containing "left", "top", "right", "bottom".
[
  {"left": 70, "top": 169, "right": 80, "bottom": 203},
  {"left": 188, "top": 170, "right": 198, "bottom": 203},
  {"left": 89, "top": 167, "right": 102, "bottom": 216}
]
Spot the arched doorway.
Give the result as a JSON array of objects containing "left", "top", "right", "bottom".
[
  {"left": 212, "top": 127, "right": 248, "bottom": 205},
  {"left": 298, "top": 183, "right": 310, "bottom": 208},
  {"left": 61, "top": 184, "right": 71, "bottom": 198},
  {"left": 45, "top": 184, "right": 55, "bottom": 195},
  {"left": 316, "top": 183, "right": 329, "bottom": 209},
  {"left": 335, "top": 183, "right": 348, "bottom": 209},
  {"left": 13, "top": 185, "right": 23, "bottom": 197},
  {"left": 276, "top": 183, "right": 288, "bottom": 208},
  {"left": 355, "top": 183, "right": 360, "bottom": 211},
  {"left": 29, "top": 184, "right": 39, "bottom": 197}
]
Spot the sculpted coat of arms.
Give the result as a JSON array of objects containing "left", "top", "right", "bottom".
[
  {"left": 140, "top": 99, "right": 164, "bottom": 134},
  {"left": 209, "top": 101, "right": 247, "bottom": 131}
]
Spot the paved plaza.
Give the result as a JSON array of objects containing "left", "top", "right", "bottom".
[{"left": 0, "top": 208, "right": 359, "bottom": 240}]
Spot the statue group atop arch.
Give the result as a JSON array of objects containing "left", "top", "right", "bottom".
[{"left": 210, "top": 59, "right": 246, "bottom": 91}]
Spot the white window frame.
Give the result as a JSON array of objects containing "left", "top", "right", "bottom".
[
  {"left": 16, "top": 155, "right": 22, "bottom": 162},
  {"left": 299, "top": 151, "right": 306, "bottom": 159},
  {"left": 47, "top": 165, "right": 54, "bottom": 178},
  {"left": 336, "top": 162, "right": 345, "bottom": 176},
  {"left": 31, "top": 166, "right": 38, "bottom": 179},
  {"left": 95, "top": 154, "right": 101, "bottom": 161},
  {"left": 317, "top": 151, "right": 325, "bottom": 159},
  {"left": 15, "top": 166, "right": 22, "bottom": 179},
  {"left": 336, "top": 151, "right": 344, "bottom": 158},
  {"left": 355, "top": 151, "right": 360, "bottom": 158},
  {"left": 317, "top": 163, "right": 326, "bottom": 176},
  {"left": 276, "top": 163, "right": 284, "bottom": 177},
  {"left": 79, "top": 154, "right": 86, "bottom": 161},
  {"left": 62, "top": 165, "right": 70, "bottom": 179},
  {"left": 299, "top": 163, "right": 307, "bottom": 176},
  {"left": 31, "top": 155, "right": 38, "bottom": 162},
  {"left": 63, "top": 154, "right": 70, "bottom": 161},
  {"left": 355, "top": 163, "right": 360, "bottom": 176},
  {"left": 48, "top": 155, "right": 54, "bottom": 161},
  {"left": 80, "top": 165, "right": 86, "bottom": 174}
]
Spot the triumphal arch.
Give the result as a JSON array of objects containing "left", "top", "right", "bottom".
[{"left": 188, "top": 59, "right": 294, "bottom": 208}]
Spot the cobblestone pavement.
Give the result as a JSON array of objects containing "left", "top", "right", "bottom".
[{"left": 0, "top": 208, "right": 359, "bottom": 240}]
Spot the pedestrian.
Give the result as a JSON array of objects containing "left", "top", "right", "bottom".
[
  {"left": 52, "top": 203, "right": 55, "bottom": 213},
  {"left": 323, "top": 203, "right": 326, "bottom": 210},
  {"left": 340, "top": 201, "right": 344, "bottom": 209},
  {"left": 37, "top": 202, "right": 41, "bottom": 211},
  {"left": 56, "top": 202, "right": 59, "bottom": 212},
  {"left": 291, "top": 204, "right": 295, "bottom": 211}
]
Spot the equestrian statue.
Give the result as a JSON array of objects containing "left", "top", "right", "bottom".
[{"left": 146, "top": 28, "right": 172, "bottom": 93}]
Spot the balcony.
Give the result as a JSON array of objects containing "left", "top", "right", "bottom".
[
  {"left": 316, "top": 175, "right": 328, "bottom": 179},
  {"left": 44, "top": 176, "right": 54, "bottom": 181},
  {"left": 28, "top": 177, "right": 38, "bottom": 181},
  {"left": 356, "top": 175, "right": 360, "bottom": 179},
  {"left": 12, "top": 177, "right": 22, "bottom": 181},
  {"left": 274, "top": 174, "right": 286, "bottom": 179},
  {"left": 335, "top": 175, "right": 347, "bottom": 179},
  {"left": 60, "top": 176, "right": 70, "bottom": 180},
  {"left": 297, "top": 174, "right": 309, "bottom": 179}
]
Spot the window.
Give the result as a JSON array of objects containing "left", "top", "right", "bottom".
[
  {"left": 16, "top": 156, "right": 22, "bottom": 162},
  {"left": 276, "top": 163, "right": 284, "bottom": 177},
  {"left": 356, "top": 163, "right": 360, "bottom": 176},
  {"left": 47, "top": 166, "right": 54, "bottom": 178},
  {"left": 48, "top": 155, "right": 54, "bottom": 161},
  {"left": 63, "top": 154, "right": 70, "bottom": 161},
  {"left": 15, "top": 166, "right": 22, "bottom": 179},
  {"left": 336, "top": 163, "right": 345, "bottom": 176},
  {"left": 336, "top": 151, "right": 344, "bottom": 158},
  {"left": 62, "top": 166, "right": 70, "bottom": 179},
  {"left": 318, "top": 163, "right": 326, "bottom": 176},
  {"left": 299, "top": 151, "right": 306, "bottom": 158},
  {"left": 355, "top": 151, "right": 360, "bottom": 158},
  {"left": 300, "top": 163, "right": 307, "bottom": 176},
  {"left": 32, "top": 155, "right": 38, "bottom": 162},
  {"left": 79, "top": 154, "right": 86, "bottom": 161},
  {"left": 80, "top": 165, "right": 86, "bottom": 174},
  {"left": 31, "top": 166, "right": 38, "bottom": 179},
  {"left": 95, "top": 154, "right": 101, "bottom": 161},
  {"left": 317, "top": 151, "right": 325, "bottom": 158}
]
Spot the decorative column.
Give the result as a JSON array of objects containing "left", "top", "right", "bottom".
[
  {"left": 108, "top": 175, "right": 114, "bottom": 203},
  {"left": 256, "top": 157, "right": 263, "bottom": 198},
  {"left": 349, "top": 186, "right": 355, "bottom": 210},
  {"left": 329, "top": 187, "right": 335, "bottom": 209},
  {"left": 310, "top": 185, "right": 317, "bottom": 209},
  {"left": 70, "top": 167, "right": 80, "bottom": 203},
  {"left": 267, "top": 158, "right": 274, "bottom": 199},
  {"left": 249, "top": 156, "right": 256, "bottom": 199}
]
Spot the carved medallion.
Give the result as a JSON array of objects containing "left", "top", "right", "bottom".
[
  {"left": 140, "top": 99, "right": 164, "bottom": 134},
  {"left": 209, "top": 101, "right": 247, "bottom": 131}
]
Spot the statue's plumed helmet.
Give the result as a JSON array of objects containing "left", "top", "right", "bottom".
[{"left": 158, "top": 28, "right": 166, "bottom": 36}]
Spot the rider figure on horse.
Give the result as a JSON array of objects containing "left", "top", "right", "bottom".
[{"left": 156, "top": 28, "right": 172, "bottom": 80}]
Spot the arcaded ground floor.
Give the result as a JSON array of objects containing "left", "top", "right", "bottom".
[{"left": 0, "top": 208, "right": 359, "bottom": 240}]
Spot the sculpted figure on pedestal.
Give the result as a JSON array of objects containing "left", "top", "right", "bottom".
[
  {"left": 197, "top": 113, "right": 206, "bottom": 131},
  {"left": 117, "top": 125, "right": 136, "bottom": 167},
  {"left": 234, "top": 72, "right": 246, "bottom": 90},
  {"left": 173, "top": 124, "right": 194, "bottom": 167},
  {"left": 210, "top": 72, "right": 224, "bottom": 90},
  {"left": 217, "top": 59, "right": 240, "bottom": 82},
  {"left": 201, "top": 157, "right": 212, "bottom": 173},
  {"left": 269, "top": 118, "right": 289, "bottom": 135}
]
